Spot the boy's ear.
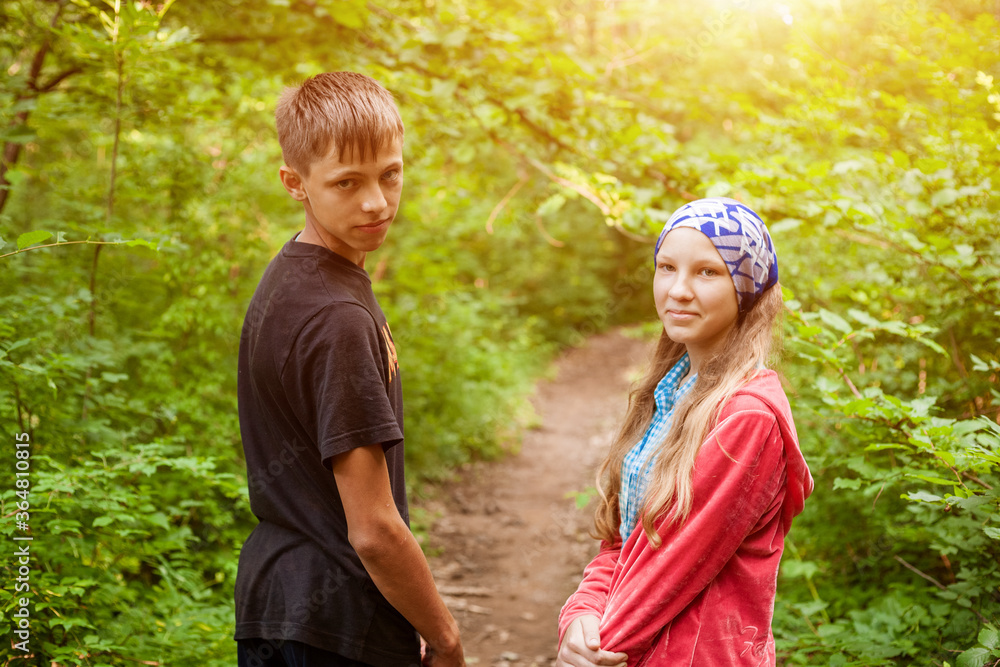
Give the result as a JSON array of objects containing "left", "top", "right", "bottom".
[{"left": 279, "top": 165, "right": 307, "bottom": 201}]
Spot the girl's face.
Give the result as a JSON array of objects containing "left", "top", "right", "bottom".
[{"left": 653, "top": 227, "right": 739, "bottom": 362}]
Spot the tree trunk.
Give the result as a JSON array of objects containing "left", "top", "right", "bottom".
[{"left": 0, "top": 1, "right": 68, "bottom": 215}]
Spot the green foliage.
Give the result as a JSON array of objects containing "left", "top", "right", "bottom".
[{"left": 777, "top": 304, "right": 999, "bottom": 663}]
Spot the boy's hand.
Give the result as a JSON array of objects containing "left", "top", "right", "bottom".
[
  {"left": 332, "top": 444, "right": 463, "bottom": 667},
  {"left": 556, "top": 615, "right": 627, "bottom": 667},
  {"left": 421, "top": 635, "right": 465, "bottom": 667}
]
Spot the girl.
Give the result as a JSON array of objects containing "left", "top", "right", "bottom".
[{"left": 556, "top": 198, "right": 813, "bottom": 667}]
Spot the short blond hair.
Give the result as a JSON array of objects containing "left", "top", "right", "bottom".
[{"left": 275, "top": 72, "right": 404, "bottom": 175}]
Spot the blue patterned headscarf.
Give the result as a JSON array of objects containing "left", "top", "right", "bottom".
[{"left": 654, "top": 197, "right": 779, "bottom": 313}]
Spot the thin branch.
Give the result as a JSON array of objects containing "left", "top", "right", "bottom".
[
  {"left": 393, "top": 55, "right": 586, "bottom": 161},
  {"left": 894, "top": 555, "right": 946, "bottom": 590},
  {"left": 534, "top": 213, "right": 565, "bottom": 248},
  {"left": 604, "top": 46, "right": 656, "bottom": 74},
  {"left": 522, "top": 153, "right": 610, "bottom": 216},
  {"left": 894, "top": 555, "right": 989, "bottom": 623},
  {"left": 462, "top": 97, "right": 612, "bottom": 220},
  {"left": 481, "top": 126, "right": 658, "bottom": 243},
  {"left": 87, "top": 245, "right": 102, "bottom": 337},
  {"left": 107, "top": 52, "right": 124, "bottom": 222},
  {"left": 367, "top": 32, "right": 702, "bottom": 218},
  {"left": 486, "top": 174, "right": 529, "bottom": 234},
  {"left": 34, "top": 66, "right": 83, "bottom": 93},
  {"left": 365, "top": 1, "right": 419, "bottom": 30},
  {"left": 872, "top": 482, "right": 886, "bottom": 509},
  {"left": 0, "top": 239, "right": 142, "bottom": 260},
  {"left": 836, "top": 365, "right": 863, "bottom": 399},
  {"left": 833, "top": 227, "right": 1000, "bottom": 308},
  {"left": 962, "top": 472, "right": 993, "bottom": 490},
  {"left": 13, "top": 381, "right": 24, "bottom": 434},
  {"left": 611, "top": 221, "right": 655, "bottom": 243},
  {"left": 194, "top": 33, "right": 284, "bottom": 45},
  {"left": 948, "top": 328, "right": 969, "bottom": 379},
  {"left": 0, "top": 1, "right": 73, "bottom": 214},
  {"left": 81, "top": 243, "right": 103, "bottom": 420},
  {"left": 643, "top": 167, "right": 699, "bottom": 202},
  {"left": 485, "top": 97, "right": 578, "bottom": 155}
]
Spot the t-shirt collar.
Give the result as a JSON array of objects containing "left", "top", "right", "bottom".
[{"left": 281, "top": 234, "right": 371, "bottom": 281}]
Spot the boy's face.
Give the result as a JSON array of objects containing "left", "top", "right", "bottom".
[{"left": 280, "top": 136, "right": 404, "bottom": 267}]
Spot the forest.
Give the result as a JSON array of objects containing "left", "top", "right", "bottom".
[{"left": 0, "top": 0, "right": 998, "bottom": 664}]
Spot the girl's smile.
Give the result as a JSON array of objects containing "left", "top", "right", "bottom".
[{"left": 653, "top": 226, "right": 739, "bottom": 374}]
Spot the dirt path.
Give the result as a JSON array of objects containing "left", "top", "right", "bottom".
[{"left": 422, "top": 329, "right": 654, "bottom": 667}]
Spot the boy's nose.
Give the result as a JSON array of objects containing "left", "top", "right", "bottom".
[{"left": 361, "top": 186, "right": 387, "bottom": 214}]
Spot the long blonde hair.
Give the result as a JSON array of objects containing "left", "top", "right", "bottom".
[{"left": 594, "top": 285, "right": 785, "bottom": 547}]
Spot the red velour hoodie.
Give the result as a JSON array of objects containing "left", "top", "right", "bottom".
[{"left": 558, "top": 370, "right": 814, "bottom": 666}]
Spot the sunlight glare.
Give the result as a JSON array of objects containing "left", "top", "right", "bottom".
[{"left": 774, "top": 2, "right": 794, "bottom": 25}]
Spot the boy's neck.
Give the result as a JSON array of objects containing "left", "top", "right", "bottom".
[{"left": 296, "top": 225, "right": 367, "bottom": 268}]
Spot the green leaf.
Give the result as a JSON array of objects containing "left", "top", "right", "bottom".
[
  {"left": 956, "top": 648, "right": 992, "bottom": 667},
  {"left": 48, "top": 617, "right": 94, "bottom": 631},
  {"left": 831, "top": 159, "right": 866, "bottom": 174},
  {"left": 847, "top": 308, "right": 879, "bottom": 327},
  {"left": 818, "top": 309, "right": 852, "bottom": 335},
  {"left": 791, "top": 599, "right": 827, "bottom": 615},
  {"left": 17, "top": 230, "right": 53, "bottom": 250},
  {"left": 828, "top": 654, "right": 848, "bottom": 667},
  {"left": 833, "top": 477, "right": 862, "bottom": 490},
  {"left": 537, "top": 194, "right": 567, "bottom": 217},
  {"left": 907, "top": 473, "right": 959, "bottom": 486},
  {"left": 782, "top": 560, "right": 820, "bottom": 579},
  {"left": 769, "top": 218, "right": 802, "bottom": 234},
  {"left": 905, "top": 491, "right": 943, "bottom": 503},
  {"left": 979, "top": 625, "right": 1000, "bottom": 650},
  {"left": 816, "top": 623, "right": 846, "bottom": 638},
  {"left": 931, "top": 188, "right": 960, "bottom": 208},
  {"left": 705, "top": 181, "right": 732, "bottom": 197},
  {"left": 92, "top": 516, "right": 114, "bottom": 528},
  {"left": 984, "top": 526, "right": 1000, "bottom": 541},
  {"left": 442, "top": 29, "right": 468, "bottom": 48}
]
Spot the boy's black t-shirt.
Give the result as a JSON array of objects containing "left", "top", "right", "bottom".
[{"left": 234, "top": 237, "right": 418, "bottom": 666}]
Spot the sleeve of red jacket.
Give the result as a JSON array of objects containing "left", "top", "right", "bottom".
[
  {"left": 598, "top": 401, "right": 788, "bottom": 659},
  {"left": 557, "top": 536, "right": 622, "bottom": 647}
]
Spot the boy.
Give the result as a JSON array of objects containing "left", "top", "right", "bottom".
[{"left": 234, "top": 72, "right": 464, "bottom": 667}]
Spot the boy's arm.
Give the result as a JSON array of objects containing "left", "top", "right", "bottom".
[{"left": 331, "top": 443, "right": 464, "bottom": 666}]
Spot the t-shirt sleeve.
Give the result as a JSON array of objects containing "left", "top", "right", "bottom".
[{"left": 282, "top": 302, "right": 403, "bottom": 466}]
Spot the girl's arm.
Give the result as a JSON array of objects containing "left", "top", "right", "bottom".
[
  {"left": 558, "top": 536, "right": 622, "bottom": 647},
  {"left": 599, "top": 399, "right": 788, "bottom": 659}
]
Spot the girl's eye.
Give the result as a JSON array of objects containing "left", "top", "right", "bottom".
[
  {"left": 701, "top": 268, "right": 719, "bottom": 276},
  {"left": 658, "top": 264, "right": 675, "bottom": 272}
]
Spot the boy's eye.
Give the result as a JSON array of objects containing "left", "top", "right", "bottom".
[
  {"left": 336, "top": 179, "right": 355, "bottom": 189},
  {"left": 382, "top": 169, "right": 400, "bottom": 181}
]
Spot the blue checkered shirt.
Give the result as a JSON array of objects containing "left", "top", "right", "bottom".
[{"left": 619, "top": 354, "right": 697, "bottom": 540}]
